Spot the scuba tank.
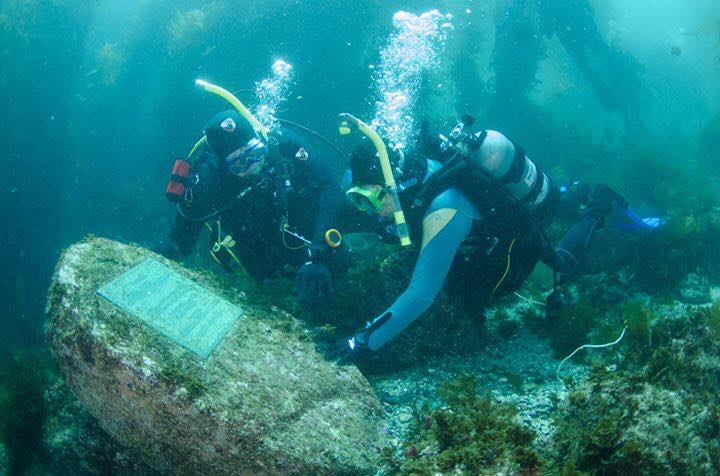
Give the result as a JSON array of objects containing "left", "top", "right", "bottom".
[{"left": 438, "top": 116, "right": 552, "bottom": 214}]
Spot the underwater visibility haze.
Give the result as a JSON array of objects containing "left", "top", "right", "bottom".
[{"left": 2, "top": 0, "right": 720, "bottom": 474}]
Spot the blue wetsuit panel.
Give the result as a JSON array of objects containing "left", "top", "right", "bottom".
[{"left": 367, "top": 188, "right": 481, "bottom": 350}]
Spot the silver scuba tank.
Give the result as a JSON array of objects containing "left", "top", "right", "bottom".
[
  {"left": 471, "top": 130, "right": 551, "bottom": 210},
  {"left": 440, "top": 121, "right": 551, "bottom": 212}
]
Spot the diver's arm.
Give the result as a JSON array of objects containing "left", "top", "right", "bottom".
[
  {"left": 287, "top": 129, "right": 350, "bottom": 307},
  {"left": 277, "top": 127, "right": 346, "bottom": 247},
  {"left": 361, "top": 189, "right": 480, "bottom": 351},
  {"left": 155, "top": 151, "right": 222, "bottom": 260},
  {"left": 290, "top": 129, "right": 349, "bottom": 268},
  {"left": 311, "top": 183, "right": 347, "bottom": 253},
  {"left": 308, "top": 153, "right": 346, "bottom": 250}
]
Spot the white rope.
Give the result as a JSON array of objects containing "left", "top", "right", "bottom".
[
  {"left": 514, "top": 291, "right": 544, "bottom": 306},
  {"left": 556, "top": 325, "right": 627, "bottom": 381}
]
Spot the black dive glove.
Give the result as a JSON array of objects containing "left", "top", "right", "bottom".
[
  {"left": 545, "top": 289, "right": 566, "bottom": 321},
  {"left": 319, "top": 312, "right": 391, "bottom": 363},
  {"left": 296, "top": 261, "right": 333, "bottom": 308},
  {"left": 296, "top": 240, "right": 352, "bottom": 308}
]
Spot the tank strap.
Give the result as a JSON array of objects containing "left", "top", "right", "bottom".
[
  {"left": 523, "top": 166, "right": 546, "bottom": 205},
  {"left": 473, "top": 130, "right": 488, "bottom": 153},
  {"left": 500, "top": 141, "right": 526, "bottom": 185},
  {"left": 412, "top": 160, "right": 474, "bottom": 214},
  {"left": 412, "top": 130, "right": 489, "bottom": 211}
]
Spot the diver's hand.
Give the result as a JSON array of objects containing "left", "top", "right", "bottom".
[
  {"left": 317, "top": 334, "right": 369, "bottom": 364},
  {"left": 318, "top": 336, "right": 354, "bottom": 361},
  {"left": 296, "top": 261, "right": 333, "bottom": 308}
]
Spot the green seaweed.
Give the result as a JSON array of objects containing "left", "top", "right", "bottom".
[
  {"left": 550, "top": 300, "right": 600, "bottom": 359},
  {"left": 553, "top": 305, "right": 720, "bottom": 474},
  {"left": 158, "top": 361, "right": 207, "bottom": 400},
  {"left": 386, "top": 373, "right": 543, "bottom": 474},
  {"left": 494, "top": 367, "right": 525, "bottom": 394},
  {"left": 621, "top": 302, "right": 652, "bottom": 367},
  {"left": 0, "top": 351, "right": 49, "bottom": 476},
  {"left": 702, "top": 300, "right": 720, "bottom": 339},
  {"left": 497, "top": 318, "right": 521, "bottom": 339}
]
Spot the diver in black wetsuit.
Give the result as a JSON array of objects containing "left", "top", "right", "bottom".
[
  {"left": 323, "top": 118, "right": 660, "bottom": 360},
  {"left": 156, "top": 109, "right": 348, "bottom": 307}
]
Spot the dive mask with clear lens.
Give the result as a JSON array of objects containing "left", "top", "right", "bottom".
[
  {"left": 346, "top": 186, "right": 387, "bottom": 214},
  {"left": 225, "top": 137, "right": 267, "bottom": 175}
]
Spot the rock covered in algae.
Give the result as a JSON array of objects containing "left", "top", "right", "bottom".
[
  {"left": 45, "top": 238, "right": 384, "bottom": 475},
  {"left": 677, "top": 272, "right": 711, "bottom": 304}
]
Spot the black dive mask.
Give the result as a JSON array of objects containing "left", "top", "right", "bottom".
[{"left": 225, "top": 137, "right": 268, "bottom": 176}]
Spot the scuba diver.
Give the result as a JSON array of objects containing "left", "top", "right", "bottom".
[
  {"left": 323, "top": 114, "right": 661, "bottom": 361},
  {"left": 156, "top": 81, "right": 348, "bottom": 307}
]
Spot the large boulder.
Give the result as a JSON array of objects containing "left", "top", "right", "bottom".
[{"left": 46, "top": 238, "right": 384, "bottom": 475}]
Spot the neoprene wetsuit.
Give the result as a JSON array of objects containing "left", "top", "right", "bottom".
[
  {"left": 359, "top": 136, "right": 607, "bottom": 351},
  {"left": 158, "top": 127, "right": 347, "bottom": 280}
]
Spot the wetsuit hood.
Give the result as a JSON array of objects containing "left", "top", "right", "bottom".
[{"left": 204, "top": 110, "right": 257, "bottom": 160}]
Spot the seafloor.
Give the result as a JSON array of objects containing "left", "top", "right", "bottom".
[{"left": 4, "top": 205, "right": 720, "bottom": 474}]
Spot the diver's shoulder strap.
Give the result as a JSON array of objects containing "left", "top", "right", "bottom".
[
  {"left": 187, "top": 135, "right": 209, "bottom": 165},
  {"left": 500, "top": 138, "right": 526, "bottom": 185},
  {"left": 412, "top": 130, "right": 489, "bottom": 213}
]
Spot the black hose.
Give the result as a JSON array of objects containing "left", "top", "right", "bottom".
[
  {"left": 277, "top": 118, "right": 348, "bottom": 162},
  {"left": 232, "top": 88, "right": 348, "bottom": 162}
]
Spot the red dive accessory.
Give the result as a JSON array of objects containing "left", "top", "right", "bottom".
[{"left": 166, "top": 159, "right": 191, "bottom": 202}]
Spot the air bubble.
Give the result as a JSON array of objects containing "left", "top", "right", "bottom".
[
  {"left": 255, "top": 60, "right": 295, "bottom": 130},
  {"left": 371, "top": 10, "right": 453, "bottom": 151},
  {"left": 271, "top": 59, "right": 292, "bottom": 77}
]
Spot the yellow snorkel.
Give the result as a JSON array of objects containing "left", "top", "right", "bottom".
[
  {"left": 338, "top": 113, "right": 411, "bottom": 247},
  {"left": 194, "top": 79, "right": 269, "bottom": 141}
]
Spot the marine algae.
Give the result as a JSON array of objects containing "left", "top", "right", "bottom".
[
  {"left": 385, "top": 373, "right": 543, "bottom": 475},
  {"left": 553, "top": 306, "right": 720, "bottom": 474},
  {"left": 0, "top": 351, "right": 49, "bottom": 476}
]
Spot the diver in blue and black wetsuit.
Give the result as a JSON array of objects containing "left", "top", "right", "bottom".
[{"left": 323, "top": 117, "right": 661, "bottom": 360}]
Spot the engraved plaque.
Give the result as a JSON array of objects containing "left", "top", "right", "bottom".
[{"left": 97, "top": 258, "right": 242, "bottom": 357}]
